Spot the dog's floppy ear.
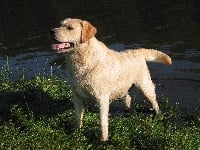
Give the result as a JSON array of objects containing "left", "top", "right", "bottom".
[{"left": 81, "top": 21, "right": 97, "bottom": 43}]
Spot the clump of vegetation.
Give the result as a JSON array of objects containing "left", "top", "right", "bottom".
[{"left": 0, "top": 59, "right": 199, "bottom": 149}]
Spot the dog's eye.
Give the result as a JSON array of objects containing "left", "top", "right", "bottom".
[{"left": 66, "top": 26, "right": 73, "bottom": 30}]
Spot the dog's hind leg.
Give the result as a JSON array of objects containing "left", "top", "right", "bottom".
[{"left": 136, "top": 76, "right": 159, "bottom": 114}]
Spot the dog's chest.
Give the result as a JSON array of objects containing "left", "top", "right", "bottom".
[{"left": 66, "top": 63, "right": 97, "bottom": 96}]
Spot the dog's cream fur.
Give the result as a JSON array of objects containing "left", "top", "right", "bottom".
[{"left": 50, "top": 18, "right": 172, "bottom": 141}]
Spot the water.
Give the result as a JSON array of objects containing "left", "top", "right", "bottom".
[{"left": 0, "top": 1, "right": 200, "bottom": 110}]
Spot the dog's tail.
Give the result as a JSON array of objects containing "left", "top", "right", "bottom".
[{"left": 133, "top": 48, "right": 172, "bottom": 65}]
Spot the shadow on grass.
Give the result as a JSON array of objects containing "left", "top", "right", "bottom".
[{"left": 0, "top": 80, "right": 73, "bottom": 124}]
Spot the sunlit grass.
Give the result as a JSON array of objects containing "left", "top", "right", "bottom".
[{"left": 0, "top": 58, "right": 200, "bottom": 149}]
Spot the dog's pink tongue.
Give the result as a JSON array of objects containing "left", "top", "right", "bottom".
[{"left": 51, "top": 43, "right": 70, "bottom": 50}]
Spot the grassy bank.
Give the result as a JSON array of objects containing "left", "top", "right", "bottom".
[{"left": 0, "top": 75, "right": 200, "bottom": 149}]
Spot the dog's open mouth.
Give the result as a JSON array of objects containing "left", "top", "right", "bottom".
[{"left": 51, "top": 42, "right": 74, "bottom": 51}]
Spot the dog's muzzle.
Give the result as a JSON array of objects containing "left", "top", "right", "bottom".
[{"left": 49, "top": 29, "right": 74, "bottom": 52}]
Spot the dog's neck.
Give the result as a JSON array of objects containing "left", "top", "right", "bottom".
[
  {"left": 66, "top": 37, "right": 107, "bottom": 74},
  {"left": 70, "top": 37, "right": 106, "bottom": 61}
]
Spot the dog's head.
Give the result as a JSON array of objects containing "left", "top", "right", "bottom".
[{"left": 50, "top": 18, "right": 97, "bottom": 53}]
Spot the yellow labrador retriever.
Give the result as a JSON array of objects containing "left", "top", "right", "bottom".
[{"left": 50, "top": 18, "right": 172, "bottom": 141}]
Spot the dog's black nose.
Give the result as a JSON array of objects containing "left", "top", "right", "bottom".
[{"left": 49, "top": 29, "right": 55, "bottom": 38}]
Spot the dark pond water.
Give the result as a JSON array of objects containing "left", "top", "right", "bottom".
[{"left": 0, "top": 1, "right": 200, "bottom": 110}]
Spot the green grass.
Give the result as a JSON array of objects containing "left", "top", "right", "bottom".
[{"left": 0, "top": 64, "right": 200, "bottom": 149}]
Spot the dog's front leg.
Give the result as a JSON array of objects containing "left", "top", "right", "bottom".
[
  {"left": 98, "top": 95, "right": 109, "bottom": 141},
  {"left": 74, "top": 95, "right": 85, "bottom": 128}
]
